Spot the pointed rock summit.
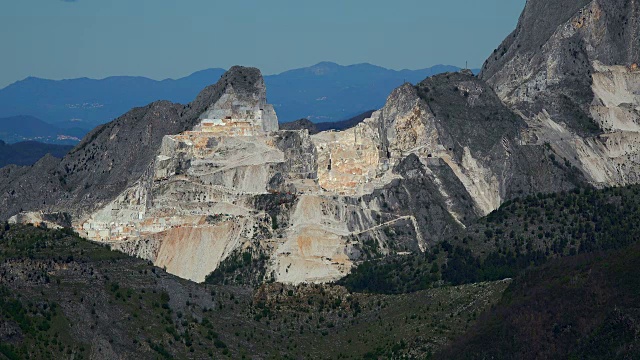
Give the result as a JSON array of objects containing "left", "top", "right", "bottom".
[
  {"left": 481, "top": 0, "right": 640, "bottom": 186},
  {"left": 0, "top": 63, "right": 585, "bottom": 285},
  {"left": 480, "top": 0, "right": 640, "bottom": 132},
  {"left": 0, "top": 66, "right": 274, "bottom": 220},
  {"left": 4, "top": 1, "right": 640, "bottom": 287},
  {"left": 194, "top": 66, "right": 279, "bottom": 134}
]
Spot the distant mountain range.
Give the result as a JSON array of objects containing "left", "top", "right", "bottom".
[
  {"left": 0, "top": 115, "right": 85, "bottom": 145},
  {"left": 280, "top": 110, "right": 376, "bottom": 134},
  {"left": 0, "top": 62, "right": 476, "bottom": 128},
  {"left": 265, "top": 63, "right": 475, "bottom": 123},
  {"left": 2, "top": 1, "right": 640, "bottom": 359},
  {"left": 0, "top": 140, "right": 72, "bottom": 167}
]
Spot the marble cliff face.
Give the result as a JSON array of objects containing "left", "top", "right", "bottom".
[
  {"left": 5, "top": 0, "right": 640, "bottom": 285},
  {"left": 7, "top": 67, "right": 573, "bottom": 284},
  {"left": 480, "top": 0, "right": 640, "bottom": 185}
]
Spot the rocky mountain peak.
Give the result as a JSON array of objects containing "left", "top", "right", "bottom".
[
  {"left": 0, "top": 65, "right": 279, "bottom": 221},
  {"left": 414, "top": 72, "right": 524, "bottom": 157},
  {"left": 483, "top": 0, "right": 640, "bottom": 80},
  {"left": 480, "top": 0, "right": 640, "bottom": 131},
  {"left": 192, "top": 66, "right": 278, "bottom": 134},
  {"left": 480, "top": 0, "right": 593, "bottom": 82},
  {"left": 216, "top": 66, "right": 265, "bottom": 99},
  {"left": 7, "top": 0, "right": 632, "bottom": 286},
  {"left": 189, "top": 66, "right": 267, "bottom": 117},
  {"left": 477, "top": 0, "right": 640, "bottom": 187}
]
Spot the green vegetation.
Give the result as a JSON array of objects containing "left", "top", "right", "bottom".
[
  {"left": 342, "top": 186, "right": 640, "bottom": 294},
  {"left": 204, "top": 249, "right": 270, "bottom": 286},
  {"left": 0, "top": 224, "right": 506, "bottom": 359},
  {"left": 0, "top": 276, "right": 88, "bottom": 358},
  {"left": 437, "top": 242, "right": 640, "bottom": 359},
  {"left": 339, "top": 185, "right": 640, "bottom": 357},
  {"left": 4, "top": 185, "right": 640, "bottom": 358}
]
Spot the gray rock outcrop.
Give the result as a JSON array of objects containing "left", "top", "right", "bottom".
[
  {"left": 4, "top": 0, "right": 639, "bottom": 285},
  {"left": 1, "top": 65, "right": 582, "bottom": 284},
  {"left": 481, "top": 0, "right": 640, "bottom": 185}
]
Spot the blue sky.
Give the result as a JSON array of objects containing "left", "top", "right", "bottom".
[{"left": 0, "top": 0, "right": 525, "bottom": 88}]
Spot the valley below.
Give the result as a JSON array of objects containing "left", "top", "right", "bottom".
[
  {"left": 1, "top": 0, "right": 640, "bottom": 358},
  {"left": 3, "top": 182, "right": 640, "bottom": 359}
]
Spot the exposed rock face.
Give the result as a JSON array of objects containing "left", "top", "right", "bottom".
[
  {"left": 195, "top": 72, "right": 278, "bottom": 135},
  {"left": 3, "top": 0, "right": 638, "bottom": 287},
  {"left": 279, "top": 119, "right": 319, "bottom": 134},
  {"left": 21, "top": 0, "right": 640, "bottom": 284},
  {"left": 76, "top": 69, "right": 285, "bottom": 282},
  {"left": 2, "top": 65, "right": 582, "bottom": 284},
  {"left": 81, "top": 131, "right": 287, "bottom": 282},
  {"left": 0, "top": 66, "right": 267, "bottom": 220},
  {"left": 480, "top": 0, "right": 640, "bottom": 186},
  {"left": 280, "top": 110, "right": 376, "bottom": 135},
  {"left": 8, "top": 211, "right": 71, "bottom": 230}
]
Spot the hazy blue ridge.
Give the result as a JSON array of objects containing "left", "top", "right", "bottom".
[{"left": 0, "top": 63, "right": 478, "bottom": 128}]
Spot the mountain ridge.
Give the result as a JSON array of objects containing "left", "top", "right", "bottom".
[
  {"left": 7, "top": 62, "right": 469, "bottom": 85},
  {"left": 2, "top": 1, "right": 640, "bottom": 358},
  {"left": 0, "top": 66, "right": 266, "bottom": 220},
  {"left": 0, "top": 140, "right": 72, "bottom": 167},
  {"left": 0, "top": 115, "right": 84, "bottom": 144},
  {"left": 0, "top": 63, "right": 477, "bottom": 127},
  {"left": 480, "top": 0, "right": 640, "bottom": 187},
  {"left": 4, "top": 66, "right": 582, "bottom": 285},
  {"left": 2, "top": 0, "right": 639, "bottom": 287}
]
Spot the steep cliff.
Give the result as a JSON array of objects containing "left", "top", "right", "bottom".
[
  {"left": 481, "top": 0, "right": 640, "bottom": 186},
  {"left": 87, "top": 70, "right": 578, "bottom": 283},
  {"left": 4, "top": 65, "right": 584, "bottom": 284},
  {"left": 14, "top": 2, "right": 629, "bottom": 284},
  {"left": 0, "top": 66, "right": 266, "bottom": 219}
]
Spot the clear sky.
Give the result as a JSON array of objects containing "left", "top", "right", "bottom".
[{"left": 0, "top": 0, "right": 526, "bottom": 88}]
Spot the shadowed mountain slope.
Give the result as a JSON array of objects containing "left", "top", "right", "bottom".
[
  {"left": 0, "top": 66, "right": 265, "bottom": 219},
  {"left": 0, "top": 63, "right": 473, "bottom": 127},
  {"left": 437, "top": 241, "right": 640, "bottom": 360},
  {"left": 0, "top": 116, "right": 85, "bottom": 145},
  {"left": 0, "top": 141, "right": 72, "bottom": 167}
]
